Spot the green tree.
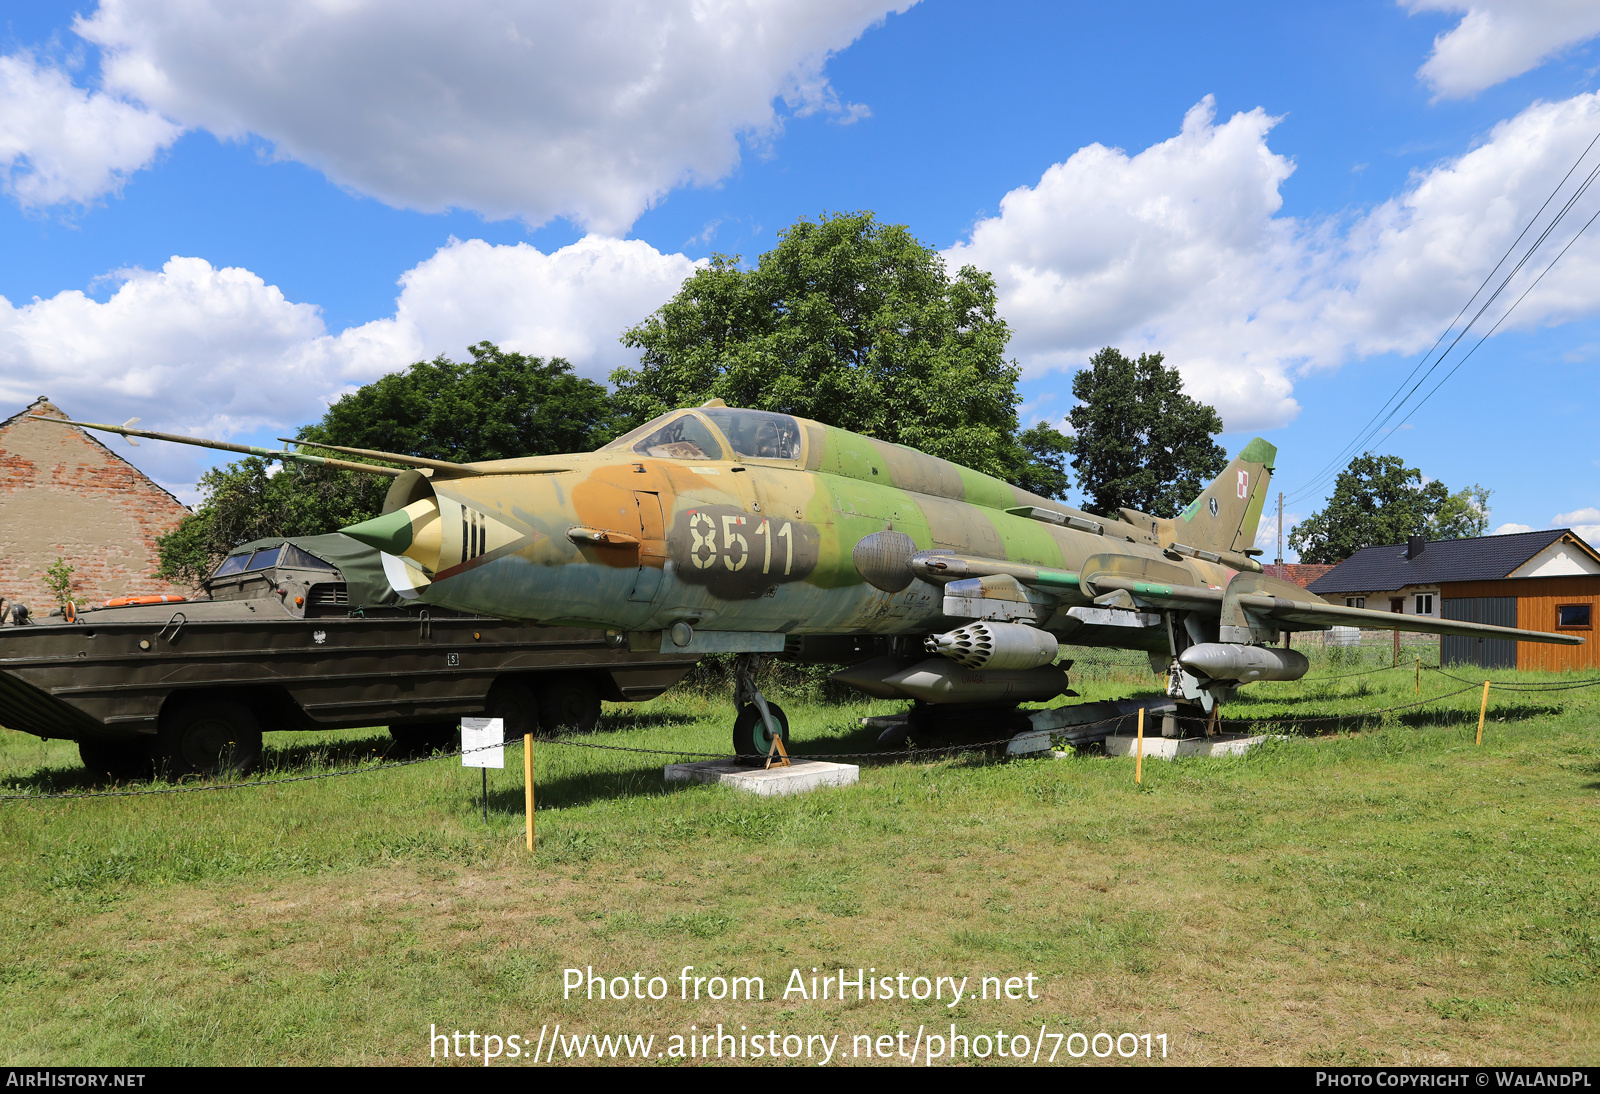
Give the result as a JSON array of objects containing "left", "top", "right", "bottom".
[
  {"left": 1430, "top": 483, "right": 1492, "bottom": 540},
  {"left": 613, "top": 211, "right": 1054, "bottom": 486},
  {"left": 156, "top": 344, "right": 613, "bottom": 586},
  {"left": 304, "top": 341, "right": 619, "bottom": 460},
  {"left": 42, "top": 557, "right": 84, "bottom": 612},
  {"left": 1287, "top": 453, "right": 1468, "bottom": 564},
  {"left": 154, "top": 459, "right": 391, "bottom": 587},
  {"left": 1068, "top": 347, "right": 1227, "bottom": 517},
  {"left": 1012, "top": 422, "right": 1074, "bottom": 500}
]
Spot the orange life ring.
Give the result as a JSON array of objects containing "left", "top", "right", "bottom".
[
  {"left": 104, "top": 594, "right": 187, "bottom": 608},
  {"left": 63, "top": 602, "right": 76, "bottom": 623}
]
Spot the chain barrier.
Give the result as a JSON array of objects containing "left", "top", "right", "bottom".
[
  {"left": 0, "top": 734, "right": 514, "bottom": 803},
  {"left": 1162, "top": 682, "right": 1484, "bottom": 727},
  {"left": 3, "top": 671, "right": 1548, "bottom": 804},
  {"left": 1300, "top": 662, "right": 1431, "bottom": 682},
  {"left": 1428, "top": 665, "right": 1600, "bottom": 692}
]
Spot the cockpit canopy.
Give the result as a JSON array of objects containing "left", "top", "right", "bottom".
[{"left": 602, "top": 408, "right": 803, "bottom": 463}]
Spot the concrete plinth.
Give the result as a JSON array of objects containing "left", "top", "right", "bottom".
[
  {"left": 664, "top": 758, "right": 859, "bottom": 797},
  {"left": 1103, "top": 733, "right": 1283, "bottom": 759}
]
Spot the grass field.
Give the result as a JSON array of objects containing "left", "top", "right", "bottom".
[{"left": 2, "top": 649, "right": 1597, "bottom": 1067}]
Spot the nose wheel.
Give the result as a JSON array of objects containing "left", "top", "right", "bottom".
[
  {"left": 733, "top": 700, "right": 789, "bottom": 756},
  {"left": 731, "top": 654, "right": 790, "bottom": 759}
]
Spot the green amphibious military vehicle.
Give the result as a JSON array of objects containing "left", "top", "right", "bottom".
[{"left": 0, "top": 533, "right": 697, "bottom": 779}]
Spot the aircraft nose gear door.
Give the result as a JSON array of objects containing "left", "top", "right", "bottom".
[{"left": 628, "top": 491, "right": 668, "bottom": 603}]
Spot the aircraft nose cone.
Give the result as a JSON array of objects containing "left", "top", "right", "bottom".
[{"left": 342, "top": 508, "right": 417, "bottom": 555}]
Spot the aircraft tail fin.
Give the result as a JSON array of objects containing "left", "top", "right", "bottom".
[{"left": 1167, "top": 438, "right": 1276, "bottom": 559}]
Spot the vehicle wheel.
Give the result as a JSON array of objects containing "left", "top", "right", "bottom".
[
  {"left": 389, "top": 721, "right": 458, "bottom": 756},
  {"left": 537, "top": 676, "right": 601, "bottom": 734},
  {"left": 157, "top": 699, "right": 262, "bottom": 778},
  {"left": 485, "top": 680, "right": 540, "bottom": 741},
  {"left": 732, "top": 701, "right": 789, "bottom": 757},
  {"left": 78, "top": 736, "right": 153, "bottom": 781}
]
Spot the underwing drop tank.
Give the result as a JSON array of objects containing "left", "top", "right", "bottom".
[
  {"left": 829, "top": 655, "right": 1069, "bottom": 704},
  {"left": 1178, "top": 643, "right": 1309, "bottom": 682},
  {"left": 924, "top": 621, "right": 1061, "bottom": 670}
]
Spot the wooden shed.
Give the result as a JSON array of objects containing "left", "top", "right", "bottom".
[{"left": 1309, "top": 529, "right": 1599, "bottom": 671}]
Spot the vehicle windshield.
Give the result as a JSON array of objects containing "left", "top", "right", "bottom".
[
  {"left": 279, "top": 544, "right": 336, "bottom": 571},
  {"left": 243, "top": 546, "right": 282, "bottom": 572},
  {"left": 700, "top": 408, "right": 803, "bottom": 461},
  {"left": 211, "top": 554, "right": 250, "bottom": 578},
  {"left": 210, "top": 542, "right": 336, "bottom": 582},
  {"left": 603, "top": 412, "right": 726, "bottom": 461}
]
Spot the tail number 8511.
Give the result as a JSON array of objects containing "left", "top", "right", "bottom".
[{"left": 688, "top": 512, "right": 793, "bottom": 573}]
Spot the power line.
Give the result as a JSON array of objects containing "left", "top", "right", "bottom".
[{"left": 1285, "top": 122, "right": 1600, "bottom": 506}]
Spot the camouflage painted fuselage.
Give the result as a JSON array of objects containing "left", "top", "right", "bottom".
[{"left": 367, "top": 407, "right": 1273, "bottom": 652}]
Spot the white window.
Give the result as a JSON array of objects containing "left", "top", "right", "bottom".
[
  {"left": 1414, "top": 594, "right": 1434, "bottom": 615},
  {"left": 1346, "top": 597, "right": 1365, "bottom": 609}
]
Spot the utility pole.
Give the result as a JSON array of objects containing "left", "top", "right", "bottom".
[
  {"left": 1275, "top": 492, "right": 1284, "bottom": 577},
  {"left": 1277, "top": 491, "right": 1288, "bottom": 648}
]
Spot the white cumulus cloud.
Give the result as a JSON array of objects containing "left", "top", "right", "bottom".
[
  {"left": 946, "top": 97, "right": 1305, "bottom": 431},
  {"left": 1405, "top": 0, "right": 1600, "bottom": 99},
  {"left": 0, "top": 50, "right": 180, "bottom": 208},
  {"left": 1552, "top": 506, "right": 1600, "bottom": 543},
  {"left": 946, "top": 92, "right": 1600, "bottom": 433},
  {"left": 318, "top": 236, "right": 703, "bottom": 384},
  {"left": 0, "top": 236, "right": 698, "bottom": 491},
  {"left": 74, "top": 0, "right": 910, "bottom": 232}
]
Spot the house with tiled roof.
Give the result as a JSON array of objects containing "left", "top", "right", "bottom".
[
  {"left": 0, "top": 397, "right": 192, "bottom": 616},
  {"left": 1264, "top": 562, "right": 1335, "bottom": 590},
  {"left": 1308, "top": 529, "right": 1600, "bottom": 670}
]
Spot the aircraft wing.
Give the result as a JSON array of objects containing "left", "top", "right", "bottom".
[
  {"left": 1230, "top": 593, "right": 1583, "bottom": 645},
  {"left": 910, "top": 549, "right": 1582, "bottom": 647}
]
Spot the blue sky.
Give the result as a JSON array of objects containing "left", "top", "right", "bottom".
[{"left": 2, "top": 0, "right": 1599, "bottom": 552}]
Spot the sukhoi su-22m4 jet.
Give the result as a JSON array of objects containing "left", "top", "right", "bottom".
[{"left": 45, "top": 404, "right": 1582, "bottom": 754}]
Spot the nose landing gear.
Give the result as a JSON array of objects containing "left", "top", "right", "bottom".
[{"left": 731, "top": 653, "right": 790, "bottom": 762}]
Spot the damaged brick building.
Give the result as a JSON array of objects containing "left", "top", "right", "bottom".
[{"left": 0, "top": 397, "right": 192, "bottom": 615}]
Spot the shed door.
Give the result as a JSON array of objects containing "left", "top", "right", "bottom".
[{"left": 1441, "top": 596, "right": 1517, "bottom": 669}]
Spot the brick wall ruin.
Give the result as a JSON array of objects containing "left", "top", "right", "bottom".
[{"left": 0, "top": 398, "right": 193, "bottom": 614}]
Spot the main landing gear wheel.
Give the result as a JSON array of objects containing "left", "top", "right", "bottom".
[
  {"left": 157, "top": 699, "right": 263, "bottom": 778},
  {"left": 732, "top": 701, "right": 789, "bottom": 757}
]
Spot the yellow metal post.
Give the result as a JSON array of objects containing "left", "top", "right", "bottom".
[
  {"left": 1135, "top": 706, "right": 1145, "bottom": 785},
  {"left": 523, "top": 733, "right": 535, "bottom": 852},
  {"left": 1476, "top": 681, "right": 1490, "bottom": 747}
]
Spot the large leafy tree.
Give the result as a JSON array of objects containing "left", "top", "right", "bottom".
[
  {"left": 1012, "top": 422, "right": 1074, "bottom": 500},
  {"left": 612, "top": 211, "right": 1065, "bottom": 491},
  {"left": 1068, "top": 347, "right": 1227, "bottom": 517},
  {"left": 303, "top": 341, "right": 619, "bottom": 460},
  {"left": 1287, "top": 454, "right": 1489, "bottom": 563},
  {"left": 156, "top": 344, "right": 614, "bottom": 586}
]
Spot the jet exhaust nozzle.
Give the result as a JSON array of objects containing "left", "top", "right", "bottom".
[
  {"left": 1178, "top": 643, "right": 1309, "bottom": 682},
  {"left": 925, "top": 621, "right": 1060, "bottom": 670}
]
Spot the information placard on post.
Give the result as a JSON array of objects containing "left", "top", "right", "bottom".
[{"left": 461, "top": 718, "right": 505, "bottom": 769}]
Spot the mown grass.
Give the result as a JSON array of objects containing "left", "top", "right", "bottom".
[{"left": 1, "top": 653, "right": 1597, "bottom": 1066}]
